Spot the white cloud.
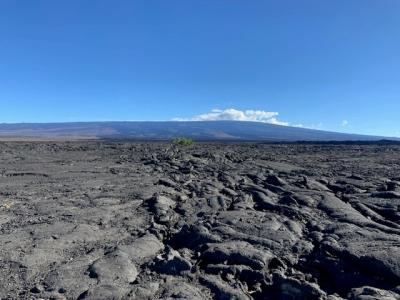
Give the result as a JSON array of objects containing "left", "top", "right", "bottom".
[
  {"left": 173, "top": 108, "right": 289, "bottom": 126},
  {"left": 341, "top": 120, "right": 349, "bottom": 127}
]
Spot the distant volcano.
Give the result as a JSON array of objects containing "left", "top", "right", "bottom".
[{"left": 0, "top": 121, "right": 398, "bottom": 141}]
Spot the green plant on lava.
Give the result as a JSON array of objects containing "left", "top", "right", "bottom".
[{"left": 172, "top": 137, "right": 194, "bottom": 146}]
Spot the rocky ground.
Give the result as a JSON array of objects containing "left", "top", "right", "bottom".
[{"left": 0, "top": 142, "right": 400, "bottom": 300}]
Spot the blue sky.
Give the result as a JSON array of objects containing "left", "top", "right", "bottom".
[{"left": 0, "top": 1, "right": 399, "bottom": 137}]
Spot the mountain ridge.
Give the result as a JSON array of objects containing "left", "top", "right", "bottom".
[{"left": 0, "top": 121, "right": 398, "bottom": 141}]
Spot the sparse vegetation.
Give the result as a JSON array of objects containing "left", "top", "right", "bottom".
[
  {"left": 172, "top": 137, "right": 194, "bottom": 146},
  {"left": 0, "top": 201, "right": 13, "bottom": 210}
]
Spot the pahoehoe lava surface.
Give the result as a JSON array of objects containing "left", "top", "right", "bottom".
[{"left": 1, "top": 142, "right": 400, "bottom": 299}]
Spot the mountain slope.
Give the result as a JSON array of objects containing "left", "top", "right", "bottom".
[{"left": 0, "top": 121, "right": 397, "bottom": 141}]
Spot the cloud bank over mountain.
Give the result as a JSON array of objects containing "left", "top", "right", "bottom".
[{"left": 173, "top": 108, "right": 289, "bottom": 126}]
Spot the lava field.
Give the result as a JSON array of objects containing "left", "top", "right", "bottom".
[{"left": 1, "top": 142, "right": 400, "bottom": 300}]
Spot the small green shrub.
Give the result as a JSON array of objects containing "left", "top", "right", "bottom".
[{"left": 172, "top": 137, "right": 194, "bottom": 146}]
